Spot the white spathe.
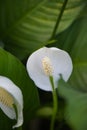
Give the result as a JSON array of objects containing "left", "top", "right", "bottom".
[
  {"left": 26, "top": 47, "right": 73, "bottom": 91},
  {"left": 0, "top": 76, "right": 23, "bottom": 129}
]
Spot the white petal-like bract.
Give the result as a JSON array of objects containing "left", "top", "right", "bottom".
[
  {"left": 26, "top": 47, "right": 73, "bottom": 91},
  {"left": 0, "top": 76, "right": 23, "bottom": 128}
]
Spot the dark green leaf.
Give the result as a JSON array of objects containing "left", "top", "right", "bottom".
[{"left": 0, "top": 0, "right": 86, "bottom": 59}]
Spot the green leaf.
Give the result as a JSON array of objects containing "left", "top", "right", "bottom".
[
  {"left": 0, "top": 0, "right": 86, "bottom": 59},
  {"left": 0, "top": 48, "right": 39, "bottom": 130},
  {"left": 58, "top": 79, "right": 87, "bottom": 130},
  {"left": 50, "top": 5, "right": 87, "bottom": 91}
]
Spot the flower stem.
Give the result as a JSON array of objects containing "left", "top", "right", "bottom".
[
  {"left": 49, "top": 76, "right": 58, "bottom": 130},
  {"left": 50, "top": 0, "right": 68, "bottom": 39}
]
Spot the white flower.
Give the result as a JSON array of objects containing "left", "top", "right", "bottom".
[
  {"left": 0, "top": 76, "right": 23, "bottom": 129},
  {"left": 26, "top": 47, "right": 73, "bottom": 91}
]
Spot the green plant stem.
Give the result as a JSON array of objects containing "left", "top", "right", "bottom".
[
  {"left": 50, "top": 0, "right": 68, "bottom": 39},
  {"left": 49, "top": 76, "right": 58, "bottom": 130}
]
